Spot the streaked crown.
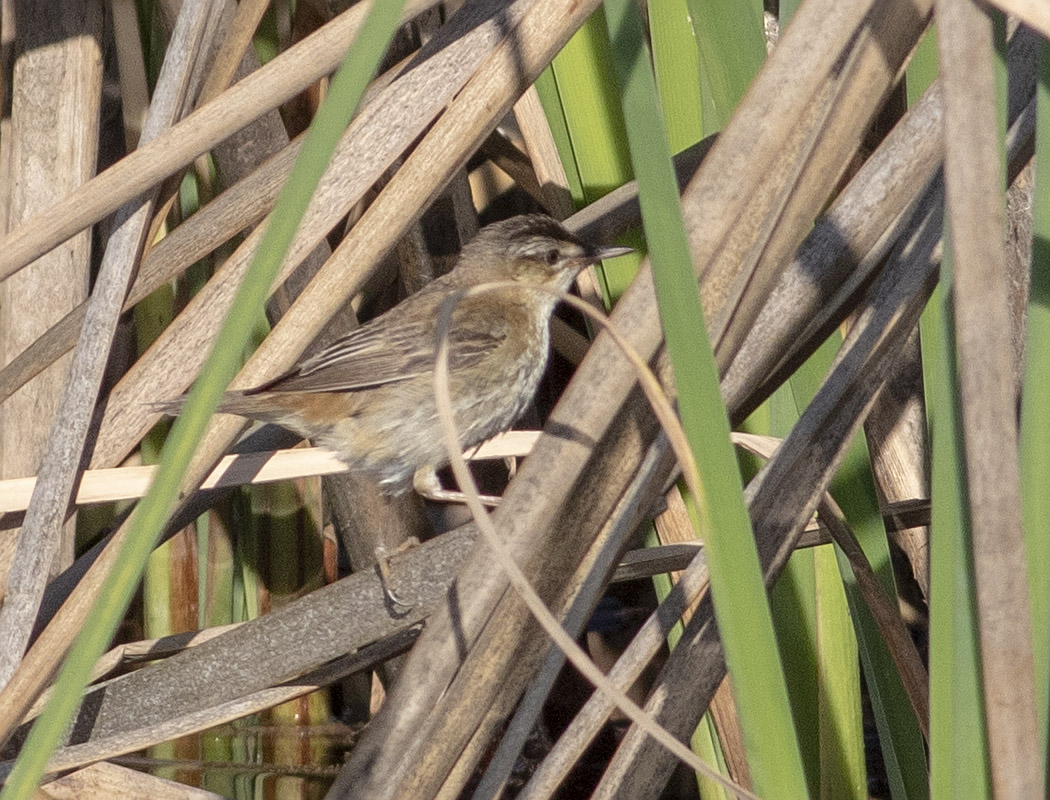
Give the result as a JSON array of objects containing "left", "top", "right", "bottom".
[{"left": 454, "top": 214, "right": 630, "bottom": 286}]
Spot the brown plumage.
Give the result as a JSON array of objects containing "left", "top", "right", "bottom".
[{"left": 160, "top": 214, "right": 631, "bottom": 494}]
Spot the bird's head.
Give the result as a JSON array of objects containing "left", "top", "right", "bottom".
[{"left": 456, "top": 214, "right": 632, "bottom": 290}]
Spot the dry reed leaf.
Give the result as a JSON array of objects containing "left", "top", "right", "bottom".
[
  {"left": 721, "top": 80, "right": 944, "bottom": 417},
  {"left": 0, "top": 0, "right": 102, "bottom": 602},
  {"left": 990, "top": 0, "right": 1050, "bottom": 39},
  {"left": 690, "top": 0, "right": 932, "bottom": 370},
  {"left": 39, "top": 761, "right": 223, "bottom": 800},
  {"left": 862, "top": 328, "right": 930, "bottom": 598},
  {"left": 598, "top": 140, "right": 942, "bottom": 799},
  {"left": 17, "top": 630, "right": 417, "bottom": 781},
  {"left": 0, "top": 530, "right": 469, "bottom": 773},
  {"left": 937, "top": 0, "right": 1040, "bottom": 794},
  {"left": 0, "top": 9, "right": 427, "bottom": 405},
  {"left": 0, "top": 0, "right": 441, "bottom": 280},
  {"left": 0, "top": 433, "right": 540, "bottom": 514},
  {"left": 0, "top": 0, "right": 226, "bottom": 690}
]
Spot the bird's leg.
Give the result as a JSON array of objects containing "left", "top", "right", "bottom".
[
  {"left": 412, "top": 464, "right": 502, "bottom": 507},
  {"left": 374, "top": 538, "right": 421, "bottom": 608}
]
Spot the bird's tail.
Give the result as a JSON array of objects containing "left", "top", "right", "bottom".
[{"left": 152, "top": 391, "right": 285, "bottom": 422}]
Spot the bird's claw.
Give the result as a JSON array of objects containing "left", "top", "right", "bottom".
[
  {"left": 374, "top": 539, "right": 420, "bottom": 608},
  {"left": 412, "top": 465, "right": 502, "bottom": 507}
]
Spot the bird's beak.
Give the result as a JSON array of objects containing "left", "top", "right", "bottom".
[{"left": 588, "top": 244, "right": 634, "bottom": 262}]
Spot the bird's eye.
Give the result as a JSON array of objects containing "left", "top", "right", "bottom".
[{"left": 545, "top": 248, "right": 560, "bottom": 265}]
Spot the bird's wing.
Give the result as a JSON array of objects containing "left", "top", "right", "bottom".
[{"left": 249, "top": 309, "right": 509, "bottom": 395}]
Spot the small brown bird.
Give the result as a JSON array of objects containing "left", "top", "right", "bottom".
[{"left": 165, "top": 214, "right": 631, "bottom": 494}]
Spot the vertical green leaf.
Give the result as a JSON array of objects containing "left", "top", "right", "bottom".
[
  {"left": 535, "top": 11, "right": 642, "bottom": 302},
  {"left": 604, "top": 1, "right": 807, "bottom": 795},
  {"left": 770, "top": 380, "right": 866, "bottom": 800},
  {"left": 922, "top": 238, "right": 990, "bottom": 800},
  {"left": 817, "top": 544, "right": 865, "bottom": 800},
  {"left": 682, "top": 0, "right": 765, "bottom": 132},
  {"left": 650, "top": 0, "right": 704, "bottom": 150},
  {"left": 789, "top": 336, "right": 925, "bottom": 800},
  {"left": 770, "top": 533, "right": 820, "bottom": 796}
]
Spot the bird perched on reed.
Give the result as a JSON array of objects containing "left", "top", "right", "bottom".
[{"left": 161, "top": 214, "right": 631, "bottom": 495}]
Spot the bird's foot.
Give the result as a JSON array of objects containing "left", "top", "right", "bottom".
[
  {"left": 412, "top": 466, "right": 501, "bottom": 507},
  {"left": 374, "top": 538, "right": 421, "bottom": 608}
]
